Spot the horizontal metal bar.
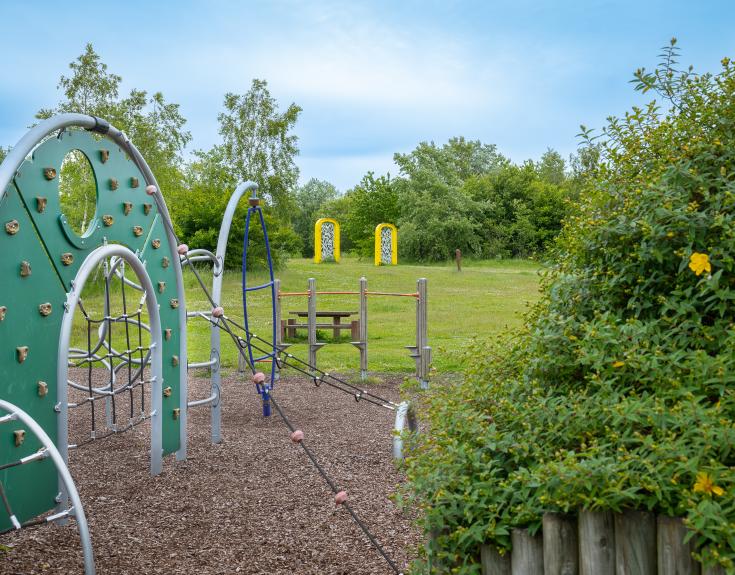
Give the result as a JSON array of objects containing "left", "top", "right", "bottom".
[
  {"left": 244, "top": 280, "right": 274, "bottom": 292},
  {"left": 188, "top": 358, "right": 217, "bottom": 369},
  {"left": 187, "top": 393, "right": 217, "bottom": 408}
]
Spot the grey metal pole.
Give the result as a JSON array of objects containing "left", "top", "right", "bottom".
[
  {"left": 274, "top": 278, "right": 282, "bottom": 382},
  {"left": 0, "top": 400, "right": 96, "bottom": 575},
  {"left": 417, "top": 278, "right": 429, "bottom": 389},
  {"left": 360, "top": 277, "right": 368, "bottom": 379},
  {"left": 308, "top": 278, "right": 318, "bottom": 369},
  {"left": 210, "top": 181, "right": 258, "bottom": 442}
]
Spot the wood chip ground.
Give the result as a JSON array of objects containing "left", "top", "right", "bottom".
[{"left": 1, "top": 371, "right": 420, "bottom": 574}]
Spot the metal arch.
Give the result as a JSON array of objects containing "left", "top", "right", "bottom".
[
  {"left": 57, "top": 244, "right": 165, "bottom": 523},
  {"left": 241, "top": 189, "right": 278, "bottom": 417},
  {"left": 0, "top": 399, "right": 95, "bottom": 575},
  {"left": 0, "top": 113, "right": 189, "bottom": 462},
  {"left": 392, "top": 401, "right": 418, "bottom": 460}
]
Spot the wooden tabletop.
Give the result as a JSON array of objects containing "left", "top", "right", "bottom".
[{"left": 288, "top": 311, "right": 357, "bottom": 317}]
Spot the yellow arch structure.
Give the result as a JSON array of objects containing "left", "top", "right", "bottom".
[
  {"left": 374, "top": 223, "right": 398, "bottom": 266},
  {"left": 314, "top": 217, "right": 341, "bottom": 263}
]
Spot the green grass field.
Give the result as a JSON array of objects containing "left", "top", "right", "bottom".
[
  {"left": 71, "top": 256, "right": 541, "bottom": 377},
  {"left": 184, "top": 256, "right": 541, "bottom": 375}
]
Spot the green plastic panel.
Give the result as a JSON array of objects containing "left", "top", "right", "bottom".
[{"left": 0, "top": 129, "right": 183, "bottom": 531}]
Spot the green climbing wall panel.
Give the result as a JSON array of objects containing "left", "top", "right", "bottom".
[{"left": 0, "top": 129, "right": 183, "bottom": 531}]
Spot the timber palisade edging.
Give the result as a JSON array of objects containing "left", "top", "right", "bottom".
[{"left": 479, "top": 511, "right": 727, "bottom": 575}]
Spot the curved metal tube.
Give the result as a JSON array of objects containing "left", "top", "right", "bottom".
[
  {"left": 392, "top": 401, "right": 418, "bottom": 460},
  {"left": 0, "top": 399, "right": 95, "bottom": 575},
  {"left": 58, "top": 245, "right": 165, "bottom": 489}
]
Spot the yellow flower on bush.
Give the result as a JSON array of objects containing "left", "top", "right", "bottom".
[
  {"left": 612, "top": 360, "right": 625, "bottom": 368},
  {"left": 689, "top": 252, "right": 712, "bottom": 276},
  {"left": 693, "top": 472, "right": 724, "bottom": 497}
]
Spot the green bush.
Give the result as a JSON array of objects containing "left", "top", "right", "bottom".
[{"left": 403, "top": 42, "right": 735, "bottom": 573}]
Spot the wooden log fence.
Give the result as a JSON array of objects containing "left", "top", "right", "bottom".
[{"left": 480, "top": 511, "right": 726, "bottom": 575}]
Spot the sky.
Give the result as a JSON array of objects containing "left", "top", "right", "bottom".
[{"left": 1, "top": 0, "right": 734, "bottom": 191}]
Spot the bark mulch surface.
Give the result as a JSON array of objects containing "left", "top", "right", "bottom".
[{"left": 1, "top": 371, "right": 421, "bottom": 574}]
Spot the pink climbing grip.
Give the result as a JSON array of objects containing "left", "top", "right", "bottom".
[
  {"left": 212, "top": 306, "right": 224, "bottom": 318},
  {"left": 335, "top": 491, "right": 348, "bottom": 505},
  {"left": 145, "top": 185, "right": 157, "bottom": 196},
  {"left": 252, "top": 372, "right": 266, "bottom": 384},
  {"left": 290, "top": 430, "right": 304, "bottom": 443},
  {"left": 177, "top": 244, "right": 189, "bottom": 255}
]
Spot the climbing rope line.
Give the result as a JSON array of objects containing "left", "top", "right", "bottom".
[
  {"left": 269, "top": 395, "right": 402, "bottom": 575},
  {"left": 145, "top": 185, "right": 402, "bottom": 573},
  {"left": 67, "top": 258, "right": 151, "bottom": 441}
]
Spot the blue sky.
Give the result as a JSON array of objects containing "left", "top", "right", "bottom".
[{"left": 1, "top": 0, "right": 733, "bottom": 191}]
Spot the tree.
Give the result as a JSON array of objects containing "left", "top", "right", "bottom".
[
  {"left": 536, "top": 148, "right": 566, "bottom": 185},
  {"left": 215, "top": 79, "right": 301, "bottom": 212},
  {"left": 0, "top": 147, "right": 7, "bottom": 164},
  {"left": 342, "top": 172, "right": 399, "bottom": 258},
  {"left": 37, "top": 43, "right": 191, "bottom": 232},
  {"left": 293, "top": 178, "right": 339, "bottom": 257},
  {"left": 171, "top": 80, "right": 303, "bottom": 269}
]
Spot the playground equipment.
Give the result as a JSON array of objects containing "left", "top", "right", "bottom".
[
  {"left": 314, "top": 217, "right": 340, "bottom": 263},
  {"left": 0, "top": 114, "right": 415, "bottom": 574},
  {"left": 275, "top": 276, "right": 431, "bottom": 387},
  {"left": 375, "top": 223, "right": 398, "bottom": 266}
]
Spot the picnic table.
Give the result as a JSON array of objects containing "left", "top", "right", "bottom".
[{"left": 282, "top": 311, "right": 360, "bottom": 340}]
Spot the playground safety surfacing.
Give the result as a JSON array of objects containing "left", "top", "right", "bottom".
[{"left": 0, "top": 371, "right": 419, "bottom": 574}]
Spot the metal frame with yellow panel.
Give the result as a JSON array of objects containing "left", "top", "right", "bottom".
[
  {"left": 374, "top": 223, "right": 398, "bottom": 266},
  {"left": 314, "top": 217, "right": 341, "bottom": 263}
]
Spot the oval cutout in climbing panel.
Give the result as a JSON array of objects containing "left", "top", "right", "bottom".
[{"left": 59, "top": 150, "right": 97, "bottom": 237}]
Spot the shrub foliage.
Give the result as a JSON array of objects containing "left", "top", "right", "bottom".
[{"left": 404, "top": 42, "right": 735, "bottom": 573}]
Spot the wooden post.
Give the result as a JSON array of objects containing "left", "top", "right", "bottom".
[
  {"left": 579, "top": 510, "right": 615, "bottom": 575},
  {"left": 481, "top": 543, "right": 511, "bottom": 575},
  {"left": 657, "top": 516, "right": 700, "bottom": 575},
  {"left": 455, "top": 248, "right": 462, "bottom": 271},
  {"left": 511, "top": 528, "right": 544, "bottom": 575},
  {"left": 543, "top": 513, "right": 578, "bottom": 575},
  {"left": 702, "top": 564, "right": 726, "bottom": 575},
  {"left": 615, "top": 510, "right": 656, "bottom": 575}
]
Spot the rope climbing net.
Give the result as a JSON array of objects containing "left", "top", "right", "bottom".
[{"left": 66, "top": 257, "right": 153, "bottom": 449}]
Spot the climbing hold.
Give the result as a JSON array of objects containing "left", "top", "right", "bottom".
[
  {"left": 162, "top": 256, "right": 170, "bottom": 268},
  {"left": 20, "top": 261, "right": 31, "bottom": 277},
  {"left": 163, "top": 386, "right": 172, "bottom": 398},
  {"left": 164, "top": 328, "right": 172, "bottom": 341},
  {"left": 130, "top": 177, "right": 139, "bottom": 188},
  {"left": 36, "top": 197, "right": 47, "bottom": 213},
  {"left": 123, "top": 202, "right": 133, "bottom": 216},
  {"left": 16, "top": 346, "right": 28, "bottom": 364},
  {"left": 109, "top": 178, "right": 119, "bottom": 191},
  {"left": 335, "top": 491, "right": 348, "bottom": 505},
  {"left": 99, "top": 149, "right": 110, "bottom": 163},
  {"left": 253, "top": 372, "right": 266, "bottom": 385},
  {"left": 212, "top": 306, "right": 224, "bottom": 318},
  {"left": 170, "top": 298, "right": 179, "bottom": 309},
  {"left": 0, "top": 306, "right": 6, "bottom": 321},
  {"left": 43, "top": 167, "right": 56, "bottom": 181},
  {"left": 172, "top": 355, "right": 179, "bottom": 367},
  {"left": 152, "top": 238, "right": 161, "bottom": 249},
  {"left": 13, "top": 430, "right": 25, "bottom": 447},
  {"left": 145, "top": 185, "right": 157, "bottom": 196},
  {"left": 132, "top": 225, "right": 143, "bottom": 237},
  {"left": 38, "top": 303, "right": 52, "bottom": 317},
  {"left": 157, "top": 281, "right": 166, "bottom": 294},
  {"left": 172, "top": 408, "right": 180, "bottom": 420},
  {"left": 5, "top": 220, "right": 19, "bottom": 235},
  {"left": 37, "top": 381, "right": 48, "bottom": 397},
  {"left": 177, "top": 244, "right": 189, "bottom": 255},
  {"left": 143, "top": 203, "right": 152, "bottom": 215},
  {"left": 61, "top": 253, "right": 73, "bottom": 266},
  {"left": 290, "top": 430, "right": 304, "bottom": 443},
  {"left": 102, "top": 215, "right": 114, "bottom": 227}
]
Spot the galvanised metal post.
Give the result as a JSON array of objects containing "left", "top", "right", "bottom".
[
  {"left": 274, "top": 278, "right": 282, "bottom": 382},
  {"left": 417, "top": 278, "right": 429, "bottom": 389},
  {"left": 359, "top": 277, "right": 368, "bottom": 379},
  {"left": 308, "top": 278, "right": 318, "bottom": 369}
]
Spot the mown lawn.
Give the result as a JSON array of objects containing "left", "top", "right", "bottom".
[
  {"left": 71, "top": 256, "right": 541, "bottom": 376},
  {"left": 185, "top": 256, "right": 542, "bottom": 375}
]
